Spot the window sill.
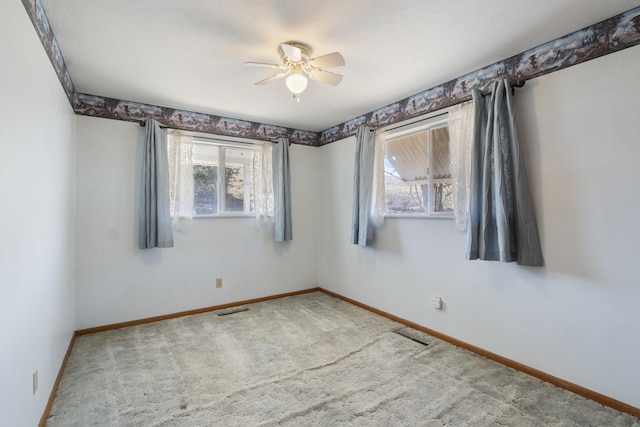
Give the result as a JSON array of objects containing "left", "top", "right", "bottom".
[
  {"left": 193, "top": 213, "right": 256, "bottom": 219},
  {"left": 383, "top": 214, "right": 453, "bottom": 220}
]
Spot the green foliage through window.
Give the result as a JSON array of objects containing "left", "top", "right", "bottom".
[{"left": 192, "top": 142, "right": 255, "bottom": 215}]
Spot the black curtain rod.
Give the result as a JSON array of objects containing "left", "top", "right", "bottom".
[
  {"left": 380, "top": 111, "right": 449, "bottom": 133},
  {"left": 193, "top": 134, "right": 285, "bottom": 145},
  {"left": 138, "top": 121, "right": 285, "bottom": 144},
  {"left": 369, "top": 79, "right": 526, "bottom": 132},
  {"left": 140, "top": 80, "right": 526, "bottom": 137},
  {"left": 139, "top": 121, "right": 166, "bottom": 129}
]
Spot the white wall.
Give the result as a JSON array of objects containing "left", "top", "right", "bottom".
[
  {"left": 0, "top": 2, "right": 77, "bottom": 426},
  {"left": 317, "top": 44, "right": 640, "bottom": 408},
  {"left": 7, "top": 0, "right": 636, "bottom": 418},
  {"left": 75, "top": 116, "right": 318, "bottom": 329}
]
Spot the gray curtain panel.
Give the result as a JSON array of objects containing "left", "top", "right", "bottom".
[
  {"left": 272, "top": 137, "right": 292, "bottom": 242},
  {"left": 139, "top": 118, "right": 174, "bottom": 249},
  {"left": 467, "top": 79, "right": 543, "bottom": 266},
  {"left": 350, "top": 126, "right": 376, "bottom": 246}
]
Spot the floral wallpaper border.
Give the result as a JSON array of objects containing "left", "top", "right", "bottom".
[
  {"left": 21, "top": 0, "right": 75, "bottom": 104},
  {"left": 19, "top": 0, "right": 317, "bottom": 146},
  {"left": 71, "top": 93, "right": 319, "bottom": 145},
  {"left": 318, "top": 6, "right": 640, "bottom": 144},
  {"left": 21, "top": 1, "right": 640, "bottom": 146}
]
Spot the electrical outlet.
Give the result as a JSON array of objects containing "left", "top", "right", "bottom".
[
  {"left": 216, "top": 278, "right": 222, "bottom": 288},
  {"left": 33, "top": 370, "right": 38, "bottom": 395},
  {"left": 432, "top": 296, "right": 443, "bottom": 310}
]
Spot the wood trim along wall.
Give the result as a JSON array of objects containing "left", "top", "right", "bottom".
[
  {"left": 39, "top": 288, "right": 320, "bottom": 424},
  {"left": 41, "top": 286, "right": 639, "bottom": 422},
  {"left": 75, "top": 287, "right": 320, "bottom": 335},
  {"left": 317, "top": 288, "right": 640, "bottom": 419},
  {"left": 39, "top": 332, "right": 77, "bottom": 427}
]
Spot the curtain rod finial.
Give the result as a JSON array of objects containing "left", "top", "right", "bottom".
[{"left": 511, "top": 79, "right": 525, "bottom": 95}]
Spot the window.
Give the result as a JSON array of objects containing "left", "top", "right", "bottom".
[
  {"left": 382, "top": 115, "right": 453, "bottom": 217},
  {"left": 191, "top": 139, "right": 258, "bottom": 216}
]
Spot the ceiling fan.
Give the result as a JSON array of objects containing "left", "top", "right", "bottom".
[{"left": 245, "top": 42, "right": 345, "bottom": 101}]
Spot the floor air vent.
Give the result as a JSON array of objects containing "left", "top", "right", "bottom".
[
  {"left": 217, "top": 307, "right": 249, "bottom": 316},
  {"left": 394, "top": 330, "right": 429, "bottom": 346}
]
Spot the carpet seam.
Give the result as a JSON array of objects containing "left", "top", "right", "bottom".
[{"left": 147, "top": 333, "right": 394, "bottom": 426}]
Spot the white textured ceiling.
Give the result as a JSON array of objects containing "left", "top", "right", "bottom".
[{"left": 41, "top": 0, "right": 640, "bottom": 132}]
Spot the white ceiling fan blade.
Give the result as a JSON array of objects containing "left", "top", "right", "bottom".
[
  {"left": 309, "top": 70, "right": 343, "bottom": 86},
  {"left": 309, "top": 52, "right": 345, "bottom": 69},
  {"left": 255, "top": 71, "right": 290, "bottom": 86},
  {"left": 244, "top": 62, "right": 287, "bottom": 69},
  {"left": 280, "top": 43, "right": 302, "bottom": 62}
]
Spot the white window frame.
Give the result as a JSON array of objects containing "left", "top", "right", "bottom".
[
  {"left": 191, "top": 135, "right": 260, "bottom": 218},
  {"left": 381, "top": 110, "right": 453, "bottom": 219}
]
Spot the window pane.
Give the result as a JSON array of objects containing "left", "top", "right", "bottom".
[
  {"left": 433, "top": 182, "right": 453, "bottom": 212},
  {"left": 193, "top": 164, "right": 218, "bottom": 215},
  {"left": 224, "top": 148, "right": 255, "bottom": 213},
  {"left": 431, "top": 127, "right": 453, "bottom": 213},
  {"left": 384, "top": 132, "right": 429, "bottom": 214}
]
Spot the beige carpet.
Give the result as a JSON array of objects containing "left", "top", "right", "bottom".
[{"left": 46, "top": 292, "right": 639, "bottom": 426}]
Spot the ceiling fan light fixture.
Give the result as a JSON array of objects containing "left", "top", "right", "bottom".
[
  {"left": 247, "top": 42, "right": 344, "bottom": 102},
  {"left": 285, "top": 73, "right": 308, "bottom": 95}
]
